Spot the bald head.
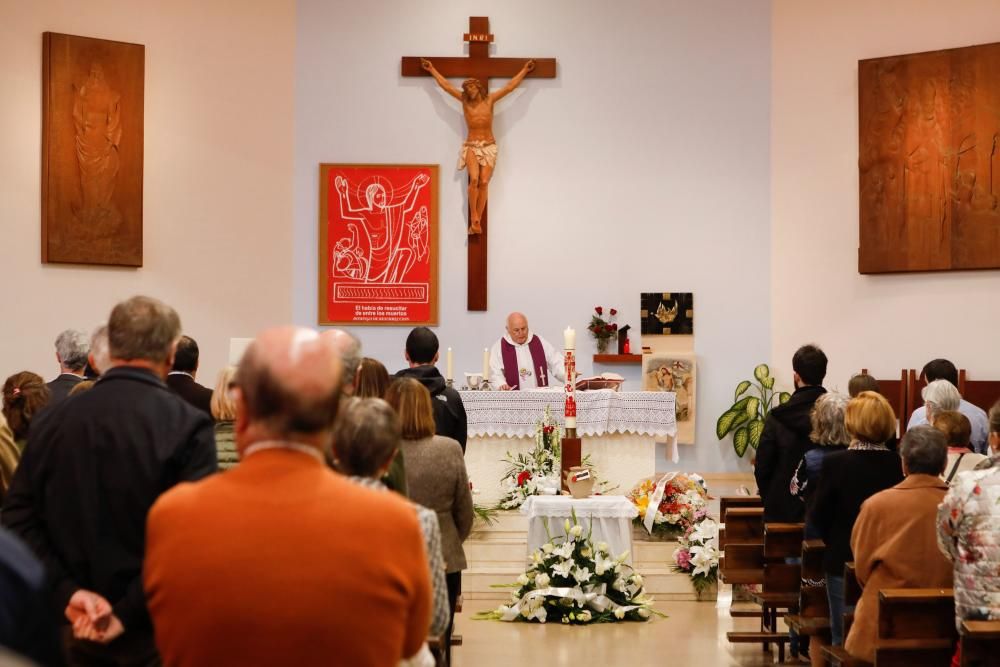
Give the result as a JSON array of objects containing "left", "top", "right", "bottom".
[
  {"left": 321, "top": 329, "right": 362, "bottom": 395},
  {"left": 506, "top": 312, "right": 530, "bottom": 345},
  {"left": 236, "top": 326, "right": 343, "bottom": 440}
]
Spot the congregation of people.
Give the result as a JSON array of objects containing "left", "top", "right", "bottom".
[
  {"left": 755, "top": 346, "right": 1000, "bottom": 666},
  {"left": 0, "top": 295, "right": 487, "bottom": 667}
]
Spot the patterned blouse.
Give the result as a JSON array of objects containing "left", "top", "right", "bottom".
[
  {"left": 350, "top": 476, "right": 451, "bottom": 637},
  {"left": 936, "top": 459, "right": 1000, "bottom": 629}
]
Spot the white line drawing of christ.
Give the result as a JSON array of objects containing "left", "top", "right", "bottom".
[{"left": 333, "top": 172, "right": 430, "bottom": 284}]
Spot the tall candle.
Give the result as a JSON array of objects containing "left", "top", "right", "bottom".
[
  {"left": 446, "top": 347, "right": 453, "bottom": 381},
  {"left": 482, "top": 347, "right": 490, "bottom": 383},
  {"left": 564, "top": 326, "right": 576, "bottom": 350}
]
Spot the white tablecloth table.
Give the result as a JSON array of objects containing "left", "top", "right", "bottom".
[{"left": 520, "top": 495, "right": 639, "bottom": 563}]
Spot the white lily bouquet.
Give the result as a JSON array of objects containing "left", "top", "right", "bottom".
[
  {"left": 496, "top": 406, "right": 563, "bottom": 509},
  {"left": 671, "top": 517, "right": 720, "bottom": 594},
  {"left": 476, "top": 512, "right": 661, "bottom": 625}
]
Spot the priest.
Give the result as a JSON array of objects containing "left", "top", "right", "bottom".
[{"left": 489, "top": 312, "right": 565, "bottom": 390}]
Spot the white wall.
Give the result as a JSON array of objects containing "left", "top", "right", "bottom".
[
  {"left": 772, "top": 1, "right": 1000, "bottom": 393},
  {"left": 295, "top": 0, "right": 772, "bottom": 472},
  {"left": 0, "top": 0, "right": 296, "bottom": 385}
]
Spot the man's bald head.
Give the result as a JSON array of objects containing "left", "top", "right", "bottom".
[
  {"left": 321, "top": 329, "right": 362, "bottom": 395},
  {"left": 506, "top": 312, "right": 530, "bottom": 345},
  {"left": 236, "top": 327, "right": 343, "bottom": 439}
]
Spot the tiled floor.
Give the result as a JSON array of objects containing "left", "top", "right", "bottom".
[{"left": 452, "top": 474, "right": 784, "bottom": 666}]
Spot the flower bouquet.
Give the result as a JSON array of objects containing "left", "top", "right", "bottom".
[
  {"left": 496, "top": 407, "right": 563, "bottom": 509},
  {"left": 672, "top": 518, "right": 720, "bottom": 597},
  {"left": 588, "top": 306, "right": 618, "bottom": 354},
  {"left": 627, "top": 472, "right": 709, "bottom": 539},
  {"left": 475, "top": 512, "right": 661, "bottom": 625}
]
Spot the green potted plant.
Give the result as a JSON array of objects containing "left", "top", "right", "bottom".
[{"left": 716, "top": 364, "right": 791, "bottom": 457}]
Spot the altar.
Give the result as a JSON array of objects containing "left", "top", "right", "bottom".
[{"left": 460, "top": 389, "right": 676, "bottom": 506}]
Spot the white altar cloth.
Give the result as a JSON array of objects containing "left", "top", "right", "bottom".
[
  {"left": 459, "top": 389, "right": 676, "bottom": 438},
  {"left": 521, "top": 495, "right": 639, "bottom": 563}
]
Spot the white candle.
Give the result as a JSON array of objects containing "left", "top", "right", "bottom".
[
  {"left": 482, "top": 347, "right": 490, "bottom": 383},
  {"left": 564, "top": 326, "right": 576, "bottom": 350},
  {"left": 446, "top": 347, "right": 453, "bottom": 381}
]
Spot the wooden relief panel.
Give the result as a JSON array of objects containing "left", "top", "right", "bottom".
[
  {"left": 42, "top": 32, "right": 144, "bottom": 266},
  {"left": 859, "top": 42, "right": 1000, "bottom": 273}
]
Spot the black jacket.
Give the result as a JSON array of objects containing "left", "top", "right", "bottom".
[
  {"left": 1, "top": 367, "right": 217, "bottom": 636},
  {"left": 166, "top": 372, "right": 213, "bottom": 416},
  {"left": 0, "top": 527, "right": 62, "bottom": 666},
  {"left": 754, "top": 385, "right": 826, "bottom": 522},
  {"left": 810, "top": 448, "right": 904, "bottom": 575},
  {"left": 395, "top": 365, "right": 468, "bottom": 452},
  {"left": 45, "top": 374, "right": 84, "bottom": 408}
]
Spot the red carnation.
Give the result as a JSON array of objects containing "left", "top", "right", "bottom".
[
  {"left": 517, "top": 471, "right": 532, "bottom": 487},
  {"left": 595, "top": 306, "right": 603, "bottom": 315},
  {"left": 610, "top": 308, "right": 618, "bottom": 316},
  {"left": 611, "top": 323, "right": 618, "bottom": 331}
]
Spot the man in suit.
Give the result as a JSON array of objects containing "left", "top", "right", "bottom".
[
  {"left": 395, "top": 326, "right": 468, "bottom": 452},
  {"left": 2, "top": 296, "right": 217, "bottom": 666},
  {"left": 166, "top": 335, "right": 213, "bottom": 415},
  {"left": 46, "top": 329, "right": 89, "bottom": 407},
  {"left": 144, "top": 326, "right": 431, "bottom": 667}
]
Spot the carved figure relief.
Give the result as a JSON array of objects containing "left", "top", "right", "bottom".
[{"left": 73, "top": 64, "right": 123, "bottom": 230}]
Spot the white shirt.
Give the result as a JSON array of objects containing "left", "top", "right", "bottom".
[{"left": 489, "top": 333, "right": 565, "bottom": 390}]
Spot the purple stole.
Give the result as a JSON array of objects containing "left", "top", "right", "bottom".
[{"left": 500, "top": 336, "right": 549, "bottom": 390}]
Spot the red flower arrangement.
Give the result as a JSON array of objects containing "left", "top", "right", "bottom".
[
  {"left": 588, "top": 306, "right": 619, "bottom": 352},
  {"left": 517, "top": 470, "right": 533, "bottom": 487}
]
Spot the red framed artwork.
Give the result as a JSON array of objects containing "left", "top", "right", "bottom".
[{"left": 319, "top": 164, "right": 439, "bottom": 325}]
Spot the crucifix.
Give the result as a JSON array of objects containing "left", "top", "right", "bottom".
[{"left": 402, "top": 16, "right": 556, "bottom": 311}]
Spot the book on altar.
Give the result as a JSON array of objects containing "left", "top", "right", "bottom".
[{"left": 575, "top": 373, "right": 624, "bottom": 391}]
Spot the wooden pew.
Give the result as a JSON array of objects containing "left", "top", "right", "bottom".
[
  {"left": 720, "top": 507, "right": 764, "bottom": 551},
  {"left": 720, "top": 505, "right": 766, "bottom": 619},
  {"left": 727, "top": 522, "right": 804, "bottom": 663},
  {"left": 874, "top": 588, "right": 955, "bottom": 666},
  {"left": 720, "top": 494, "right": 762, "bottom": 519},
  {"left": 960, "top": 619, "right": 1000, "bottom": 667},
  {"left": 958, "top": 370, "right": 1000, "bottom": 414}
]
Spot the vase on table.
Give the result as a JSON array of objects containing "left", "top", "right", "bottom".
[{"left": 596, "top": 337, "right": 612, "bottom": 354}]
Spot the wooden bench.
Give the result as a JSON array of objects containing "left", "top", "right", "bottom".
[
  {"left": 861, "top": 368, "right": 908, "bottom": 437},
  {"left": 786, "top": 539, "right": 830, "bottom": 660},
  {"left": 961, "top": 619, "right": 1000, "bottom": 667},
  {"left": 720, "top": 506, "right": 764, "bottom": 551},
  {"left": 727, "top": 522, "right": 804, "bottom": 663},
  {"left": 957, "top": 370, "right": 1000, "bottom": 415},
  {"left": 874, "top": 588, "right": 956, "bottom": 666}
]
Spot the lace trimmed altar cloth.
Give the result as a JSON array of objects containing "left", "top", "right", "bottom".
[
  {"left": 459, "top": 389, "right": 677, "bottom": 439},
  {"left": 521, "top": 495, "right": 639, "bottom": 563}
]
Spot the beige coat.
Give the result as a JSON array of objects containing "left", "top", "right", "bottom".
[
  {"left": 845, "top": 474, "right": 953, "bottom": 663},
  {"left": 400, "top": 435, "right": 473, "bottom": 573},
  {"left": 0, "top": 415, "right": 18, "bottom": 504}
]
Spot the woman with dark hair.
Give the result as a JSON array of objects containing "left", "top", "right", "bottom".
[
  {"left": 386, "top": 378, "right": 472, "bottom": 660},
  {"left": 1, "top": 372, "right": 51, "bottom": 501}
]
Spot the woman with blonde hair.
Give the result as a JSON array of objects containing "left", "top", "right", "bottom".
[
  {"left": 385, "top": 377, "right": 472, "bottom": 662},
  {"left": 355, "top": 357, "right": 391, "bottom": 399},
  {"left": 211, "top": 366, "right": 239, "bottom": 470},
  {"left": 811, "top": 391, "right": 904, "bottom": 647}
]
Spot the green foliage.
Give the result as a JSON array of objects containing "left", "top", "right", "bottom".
[{"left": 716, "top": 364, "right": 791, "bottom": 458}]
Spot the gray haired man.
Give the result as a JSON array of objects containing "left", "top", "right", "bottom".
[{"left": 47, "top": 329, "right": 90, "bottom": 406}]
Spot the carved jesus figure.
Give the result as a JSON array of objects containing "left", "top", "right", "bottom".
[
  {"left": 73, "top": 63, "right": 122, "bottom": 229},
  {"left": 421, "top": 58, "right": 535, "bottom": 234}
]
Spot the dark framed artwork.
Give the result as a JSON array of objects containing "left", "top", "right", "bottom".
[
  {"left": 319, "top": 164, "right": 439, "bottom": 325},
  {"left": 42, "top": 32, "right": 145, "bottom": 266},
  {"left": 859, "top": 41, "right": 1000, "bottom": 273},
  {"left": 640, "top": 292, "right": 694, "bottom": 335}
]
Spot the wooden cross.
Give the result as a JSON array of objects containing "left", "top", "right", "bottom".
[{"left": 402, "top": 17, "right": 556, "bottom": 311}]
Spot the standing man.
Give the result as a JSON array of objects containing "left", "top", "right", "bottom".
[
  {"left": 489, "top": 312, "right": 565, "bottom": 391},
  {"left": 395, "top": 327, "right": 468, "bottom": 452},
  {"left": 2, "top": 296, "right": 217, "bottom": 665},
  {"left": 144, "top": 327, "right": 431, "bottom": 667},
  {"left": 166, "top": 335, "right": 213, "bottom": 415},
  {"left": 47, "top": 329, "right": 90, "bottom": 406},
  {"left": 755, "top": 344, "right": 828, "bottom": 523}
]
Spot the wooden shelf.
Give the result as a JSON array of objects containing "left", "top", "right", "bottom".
[{"left": 593, "top": 354, "right": 642, "bottom": 364}]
